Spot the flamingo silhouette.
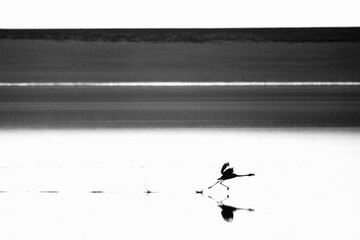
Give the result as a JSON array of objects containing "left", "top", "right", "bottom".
[
  {"left": 208, "top": 162, "right": 255, "bottom": 190},
  {"left": 208, "top": 195, "right": 254, "bottom": 222}
]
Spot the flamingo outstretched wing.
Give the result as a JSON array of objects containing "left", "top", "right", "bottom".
[{"left": 221, "top": 162, "right": 230, "bottom": 174}]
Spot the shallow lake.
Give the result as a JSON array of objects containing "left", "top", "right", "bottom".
[{"left": 0, "top": 129, "right": 359, "bottom": 239}]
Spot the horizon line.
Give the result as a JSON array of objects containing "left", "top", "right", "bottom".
[{"left": 1, "top": 81, "right": 360, "bottom": 87}]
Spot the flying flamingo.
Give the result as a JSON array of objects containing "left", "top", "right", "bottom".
[{"left": 208, "top": 162, "right": 255, "bottom": 190}]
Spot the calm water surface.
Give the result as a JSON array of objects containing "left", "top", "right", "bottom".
[{"left": 0, "top": 129, "right": 359, "bottom": 239}]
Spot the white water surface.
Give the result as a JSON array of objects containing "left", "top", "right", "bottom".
[{"left": 0, "top": 129, "right": 359, "bottom": 239}]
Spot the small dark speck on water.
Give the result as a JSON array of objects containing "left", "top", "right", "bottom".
[
  {"left": 90, "top": 191, "right": 104, "bottom": 193},
  {"left": 145, "top": 190, "right": 158, "bottom": 195},
  {"left": 39, "top": 191, "right": 58, "bottom": 193}
]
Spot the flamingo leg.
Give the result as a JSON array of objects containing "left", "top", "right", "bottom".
[
  {"left": 207, "top": 195, "right": 220, "bottom": 204},
  {"left": 220, "top": 181, "right": 229, "bottom": 190},
  {"left": 219, "top": 195, "right": 229, "bottom": 204},
  {"left": 208, "top": 180, "right": 221, "bottom": 189}
]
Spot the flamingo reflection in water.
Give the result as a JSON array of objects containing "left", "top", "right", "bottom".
[
  {"left": 208, "top": 162, "right": 255, "bottom": 190},
  {"left": 208, "top": 195, "right": 254, "bottom": 222}
]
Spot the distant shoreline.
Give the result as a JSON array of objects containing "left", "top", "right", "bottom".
[
  {"left": 1, "top": 28, "right": 360, "bottom": 43},
  {"left": 1, "top": 28, "right": 360, "bottom": 128},
  {"left": 2, "top": 40, "right": 360, "bottom": 83}
]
